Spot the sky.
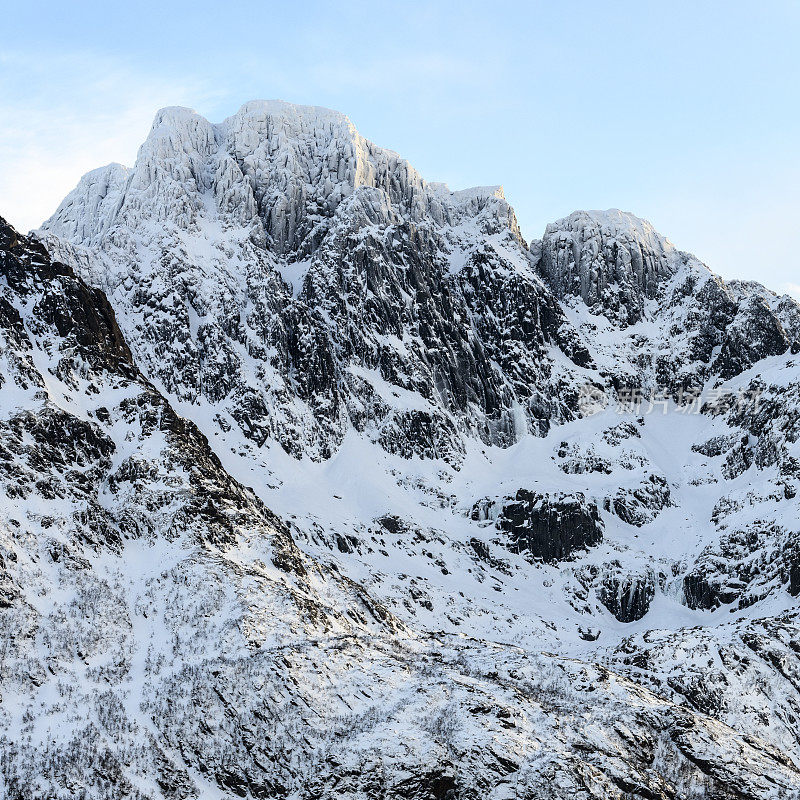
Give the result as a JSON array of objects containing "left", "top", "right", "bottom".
[{"left": 1, "top": 1, "right": 798, "bottom": 298}]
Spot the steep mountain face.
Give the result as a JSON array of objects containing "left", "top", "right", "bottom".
[
  {"left": 537, "top": 209, "right": 681, "bottom": 325},
  {"left": 40, "top": 102, "right": 593, "bottom": 462},
  {"left": 9, "top": 215, "right": 800, "bottom": 799},
  {"left": 535, "top": 209, "right": 799, "bottom": 398},
  {"left": 8, "top": 99, "right": 800, "bottom": 796}
]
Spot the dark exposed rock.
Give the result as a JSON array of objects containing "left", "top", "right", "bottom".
[
  {"left": 0, "top": 214, "right": 307, "bottom": 567},
  {"left": 692, "top": 433, "right": 741, "bottom": 459},
  {"left": 557, "top": 442, "right": 613, "bottom": 475},
  {"left": 466, "top": 536, "right": 511, "bottom": 574},
  {"left": 603, "top": 474, "right": 672, "bottom": 527},
  {"left": 684, "top": 520, "right": 799, "bottom": 611},
  {"left": 334, "top": 533, "right": 359, "bottom": 554},
  {"left": 0, "top": 570, "right": 20, "bottom": 608},
  {"left": 0, "top": 223, "right": 136, "bottom": 379},
  {"left": 377, "top": 514, "right": 406, "bottom": 534},
  {"left": 602, "top": 421, "right": 640, "bottom": 445},
  {"left": 722, "top": 436, "right": 753, "bottom": 480},
  {"left": 599, "top": 570, "right": 656, "bottom": 622},
  {"left": 469, "top": 537, "right": 490, "bottom": 561},
  {"left": 496, "top": 490, "right": 603, "bottom": 562},
  {"left": 409, "top": 585, "right": 433, "bottom": 611},
  {"left": 789, "top": 558, "right": 800, "bottom": 597},
  {"left": 712, "top": 295, "right": 791, "bottom": 380},
  {"left": 683, "top": 573, "right": 741, "bottom": 610}
]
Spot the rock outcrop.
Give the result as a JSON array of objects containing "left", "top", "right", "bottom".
[{"left": 496, "top": 490, "right": 604, "bottom": 562}]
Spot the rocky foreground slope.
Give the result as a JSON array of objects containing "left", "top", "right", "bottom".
[{"left": 1, "top": 100, "right": 799, "bottom": 798}]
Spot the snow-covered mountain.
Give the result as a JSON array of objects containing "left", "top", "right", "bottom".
[{"left": 3, "top": 99, "right": 800, "bottom": 797}]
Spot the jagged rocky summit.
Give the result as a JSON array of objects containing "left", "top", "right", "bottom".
[{"left": 1, "top": 99, "right": 799, "bottom": 798}]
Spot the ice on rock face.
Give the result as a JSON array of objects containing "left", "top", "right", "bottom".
[
  {"left": 36, "top": 99, "right": 800, "bottom": 468},
  {"left": 536, "top": 209, "right": 683, "bottom": 324},
  {"left": 42, "top": 101, "right": 521, "bottom": 255},
  {"left": 37, "top": 100, "right": 800, "bottom": 453},
  {"left": 41, "top": 162, "right": 129, "bottom": 243},
  {"left": 36, "top": 101, "right": 564, "bottom": 462},
  {"left": 218, "top": 102, "right": 521, "bottom": 252}
]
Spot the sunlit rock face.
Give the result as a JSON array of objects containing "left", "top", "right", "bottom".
[{"left": 7, "top": 99, "right": 800, "bottom": 797}]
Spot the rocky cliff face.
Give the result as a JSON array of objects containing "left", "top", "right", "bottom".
[
  {"left": 475, "top": 490, "right": 604, "bottom": 562},
  {"left": 40, "top": 102, "right": 591, "bottom": 464},
  {"left": 6, "top": 99, "right": 800, "bottom": 797},
  {"left": 9, "top": 212, "right": 800, "bottom": 798},
  {"left": 536, "top": 209, "right": 681, "bottom": 325}
]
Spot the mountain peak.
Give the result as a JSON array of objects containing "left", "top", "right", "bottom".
[
  {"left": 144, "top": 106, "right": 216, "bottom": 152},
  {"left": 37, "top": 162, "right": 129, "bottom": 243},
  {"left": 536, "top": 208, "right": 683, "bottom": 324},
  {"left": 40, "top": 100, "right": 520, "bottom": 257},
  {"left": 232, "top": 98, "right": 355, "bottom": 126},
  {"left": 150, "top": 104, "right": 207, "bottom": 125}
]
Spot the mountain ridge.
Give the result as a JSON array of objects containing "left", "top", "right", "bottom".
[
  {"left": 5, "top": 99, "right": 800, "bottom": 798},
  {"left": 8, "top": 211, "right": 800, "bottom": 797}
]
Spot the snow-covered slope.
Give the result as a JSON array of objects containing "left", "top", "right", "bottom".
[
  {"left": 9, "top": 99, "right": 800, "bottom": 796},
  {"left": 9, "top": 215, "right": 800, "bottom": 798}
]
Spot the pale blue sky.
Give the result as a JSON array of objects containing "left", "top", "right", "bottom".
[{"left": 1, "top": 1, "right": 798, "bottom": 297}]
